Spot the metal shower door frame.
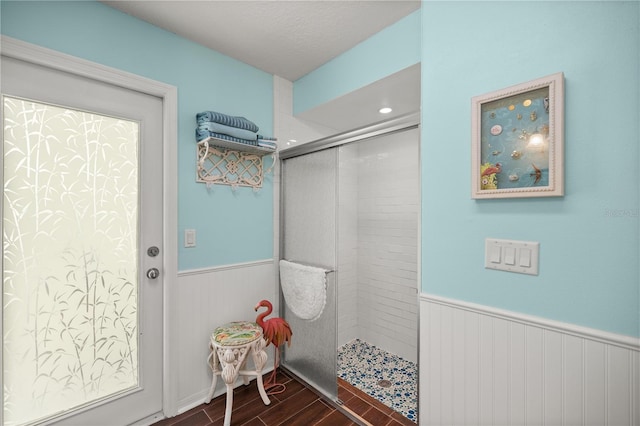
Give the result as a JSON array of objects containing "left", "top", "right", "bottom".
[{"left": 277, "top": 112, "right": 420, "bottom": 406}]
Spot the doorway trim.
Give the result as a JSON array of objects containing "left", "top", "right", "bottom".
[{"left": 0, "top": 36, "right": 179, "bottom": 421}]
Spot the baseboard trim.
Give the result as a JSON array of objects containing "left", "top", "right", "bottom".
[{"left": 421, "top": 293, "right": 639, "bottom": 351}]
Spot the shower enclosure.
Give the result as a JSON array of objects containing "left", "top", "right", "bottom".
[{"left": 280, "top": 115, "right": 419, "bottom": 423}]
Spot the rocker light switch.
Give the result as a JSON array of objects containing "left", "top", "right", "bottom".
[
  {"left": 519, "top": 248, "right": 531, "bottom": 267},
  {"left": 184, "top": 229, "right": 196, "bottom": 248},
  {"left": 485, "top": 238, "right": 539, "bottom": 275},
  {"left": 489, "top": 245, "right": 501, "bottom": 263},
  {"left": 504, "top": 247, "right": 516, "bottom": 265}
]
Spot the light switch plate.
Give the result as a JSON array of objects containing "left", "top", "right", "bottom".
[
  {"left": 485, "top": 238, "right": 539, "bottom": 275},
  {"left": 184, "top": 229, "right": 196, "bottom": 248}
]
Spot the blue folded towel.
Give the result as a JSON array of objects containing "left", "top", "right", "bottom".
[
  {"left": 198, "top": 121, "right": 258, "bottom": 141},
  {"left": 196, "top": 111, "right": 259, "bottom": 133},
  {"left": 196, "top": 129, "right": 258, "bottom": 146}
]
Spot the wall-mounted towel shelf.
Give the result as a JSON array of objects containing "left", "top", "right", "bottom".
[
  {"left": 200, "top": 136, "right": 276, "bottom": 155},
  {"left": 196, "top": 137, "right": 275, "bottom": 190}
]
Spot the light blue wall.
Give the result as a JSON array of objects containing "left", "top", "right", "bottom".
[
  {"left": 1, "top": 1, "right": 275, "bottom": 271},
  {"left": 422, "top": 1, "right": 639, "bottom": 337},
  {"left": 4, "top": 1, "right": 637, "bottom": 337},
  {"left": 293, "top": 10, "right": 421, "bottom": 115}
]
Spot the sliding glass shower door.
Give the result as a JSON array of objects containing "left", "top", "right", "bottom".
[{"left": 280, "top": 148, "right": 338, "bottom": 402}]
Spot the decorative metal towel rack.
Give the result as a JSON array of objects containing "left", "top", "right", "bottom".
[{"left": 196, "top": 137, "right": 276, "bottom": 191}]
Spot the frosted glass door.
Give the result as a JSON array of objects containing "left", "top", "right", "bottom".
[
  {"left": 2, "top": 97, "right": 141, "bottom": 424},
  {"left": 2, "top": 55, "right": 163, "bottom": 426},
  {"left": 281, "top": 148, "right": 338, "bottom": 402}
]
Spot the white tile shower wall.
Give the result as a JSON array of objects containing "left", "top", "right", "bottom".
[
  {"left": 420, "top": 294, "right": 640, "bottom": 426},
  {"left": 338, "top": 143, "right": 359, "bottom": 347},
  {"left": 175, "top": 261, "right": 277, "bottom": 413},
  {"left": 356, "top": 130, "right": 419, "bottom": 363}
]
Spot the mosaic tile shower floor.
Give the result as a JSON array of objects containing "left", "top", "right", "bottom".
[{"left": 337, "top": 339, "right": 418, "bottom": 423}]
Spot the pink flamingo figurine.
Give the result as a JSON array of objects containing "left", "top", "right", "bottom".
[{"left": 255, "top": 300, "right": 292, "bottom": 393}]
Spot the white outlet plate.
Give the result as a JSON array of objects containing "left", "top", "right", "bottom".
[{"left": 485, "top": 238, "right": 539, "bottom": 275}]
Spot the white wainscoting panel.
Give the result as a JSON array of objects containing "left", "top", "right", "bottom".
[
  {"left": 175, "top": 260, "right": 277, "bottom": 413},
  {"left": 420, "top": 294, "right": 640, "bottom": 426}
]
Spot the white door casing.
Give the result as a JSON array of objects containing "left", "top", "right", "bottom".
[{"left": 0, "top": 37, "right": 178, "bottom": 425}]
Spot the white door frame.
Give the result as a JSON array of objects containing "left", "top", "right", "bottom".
[{"left": 0, "top": 36, "right": 179, "bottom": 422}]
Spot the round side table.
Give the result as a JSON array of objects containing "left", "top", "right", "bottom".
[{"left": 205, "top": 321, "right": 270, "bottom": 426}]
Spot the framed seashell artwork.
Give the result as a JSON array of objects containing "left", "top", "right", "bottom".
[{"left": 471, "top": 72, "right": 564, "bottom": 199}]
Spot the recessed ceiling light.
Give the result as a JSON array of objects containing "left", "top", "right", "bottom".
[{"left": 379, "top": 107, "right": 393, "bottom": 114}]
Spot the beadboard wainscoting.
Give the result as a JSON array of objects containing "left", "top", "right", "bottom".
[
  {"left": 175, "top": 260, "right": 278, "bottom": 414},
  {"left": 420, "top": 294, "right": 640, "bottom": 426}
]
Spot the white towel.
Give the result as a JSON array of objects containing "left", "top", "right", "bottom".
[{"left": 279, "top": 260, "right": 327, "bottom": 321}]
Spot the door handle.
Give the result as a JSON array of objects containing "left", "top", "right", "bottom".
[{"left": 146, "top": 268, "right": 160, "bottom": 279}]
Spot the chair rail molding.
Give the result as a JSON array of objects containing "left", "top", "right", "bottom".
[{"left": 178, "top": 259, "right": 274, "bottom": 277}]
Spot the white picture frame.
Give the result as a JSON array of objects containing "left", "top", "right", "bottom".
[{"left": 471, "top": 72, "right": 564, "bottom": 199}]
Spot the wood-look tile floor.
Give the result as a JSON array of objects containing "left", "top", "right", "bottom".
[
  {"left": 338, "top": 378, "right": 416, "bottom": 426},
  {"left": 152, "top": 370, "right": 416, "bottom": 426}
]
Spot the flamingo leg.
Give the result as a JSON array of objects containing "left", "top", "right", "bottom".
[{"left": 263, "top": 347, "right": 288, "bottom": 395}]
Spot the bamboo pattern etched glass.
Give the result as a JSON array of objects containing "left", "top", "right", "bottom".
[{"left": 2, "top": 97, "right": 139, "bottom": 425}]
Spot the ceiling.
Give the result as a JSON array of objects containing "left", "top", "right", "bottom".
[{"left": 102, "top": 0, "right": 421, "bottom": 132}]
